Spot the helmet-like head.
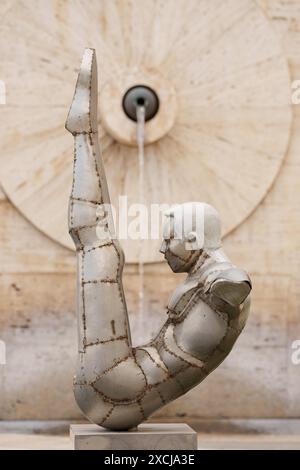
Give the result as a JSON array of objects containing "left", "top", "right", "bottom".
[{"left": 160, "top": 202, "right": 221, "bottom": 273}]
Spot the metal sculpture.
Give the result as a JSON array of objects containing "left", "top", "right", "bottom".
[{"left": 66, "top": 48, "right": 252, "bottom": 430}]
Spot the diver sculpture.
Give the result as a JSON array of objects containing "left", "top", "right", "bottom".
[{"left": 66, "top": 48, "right": 252, "bottom": 430}]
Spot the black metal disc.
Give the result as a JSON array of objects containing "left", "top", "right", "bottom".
[{"left": 122, "top": 85, "right": 159, "bottom": 122}]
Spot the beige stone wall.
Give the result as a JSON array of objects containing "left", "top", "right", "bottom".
[{"left": 1, "top": 0, "right": 300, "bottom": 420}]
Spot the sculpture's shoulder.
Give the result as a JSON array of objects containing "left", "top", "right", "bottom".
[
  {"left": 208, "top": 266, "right": 251, "bottom": 316},
  {"left": 167, "top": 261, "right": 251, "bottom": 320}
]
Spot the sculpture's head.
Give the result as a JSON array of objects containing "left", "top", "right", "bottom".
[{"left": 160, "top": 202, "right": 221, "bottom": 273}]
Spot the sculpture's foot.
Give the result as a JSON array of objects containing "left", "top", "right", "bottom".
[{"left": 65, "top": 48, "right": 98, "bottom": 135}]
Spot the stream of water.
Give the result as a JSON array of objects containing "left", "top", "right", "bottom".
[{"left": 136, "top": 105, "right": 145, "bottom": 317}]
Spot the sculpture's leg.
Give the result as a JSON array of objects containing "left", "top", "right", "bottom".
[{"left": 66, "top": 49, "right": 167, "bottom": 430}]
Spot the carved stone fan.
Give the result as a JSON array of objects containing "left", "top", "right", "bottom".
[{"left": 0, "top": 0, "right": 292, "bottom": 262}]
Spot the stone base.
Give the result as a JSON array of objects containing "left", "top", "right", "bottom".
[{"left": 70, "top": 423, "right": 197, "bottom": 450}]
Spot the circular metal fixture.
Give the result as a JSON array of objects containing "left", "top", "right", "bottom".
[
  {"left": 122, "top": 85, "right": 159, "bottom": 122},
  {"left": 100, "top": 71, "right": 177, "bottom": 146}
]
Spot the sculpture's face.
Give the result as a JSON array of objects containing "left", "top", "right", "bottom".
[
  {"left": 160, "top": 202, "right": 222, "bottom": 273},
  {"left": 160, "top": 238, "right": 200, "bottom": 273}
]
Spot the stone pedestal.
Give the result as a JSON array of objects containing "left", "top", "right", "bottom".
[{"left": 70, "top": 423, "right": 197, "bottom": 450}]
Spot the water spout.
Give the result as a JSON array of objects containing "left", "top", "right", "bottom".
[{"left": 136, "top": 104, "right": 145, "bottom": 317}]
